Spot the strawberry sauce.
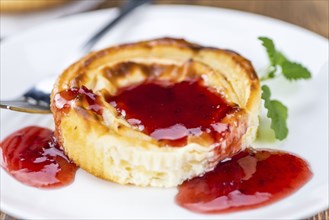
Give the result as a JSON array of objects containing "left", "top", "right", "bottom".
[
  {"left": 54, "top": 86, "right": 103, "bottom": 114},
  {"left": 107, "top": 80, "right": 235, "bottom": 146},
  {"left": 176, "top": 148, "right": 312, "bottom": 213},
  {"left": 0, "top": 126, "right": 77, "bottom": 188},
  {"left": 1, "top": 82, "right": 312, "bottom": 214}
]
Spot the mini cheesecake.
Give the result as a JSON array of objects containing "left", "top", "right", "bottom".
[{"left": 51, "top": 38, "right": 261, "bottom": 187}]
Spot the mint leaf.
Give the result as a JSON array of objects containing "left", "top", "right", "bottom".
[
  {"left": 261, "top": 85, "right": 288, "bottom": 140},
  {"left": 258, "top": 37, "right": 288, "bottom": 66},
  {"left": 261, "top": 84, "right": 271, "bottom": 101},
  {"left": 281, "top": 61, "right": 312, "bottom": 80},
  {"left": 274, "top": 51, "right": 288, "bottom": 66},
  {"left": 258, "top": 37, "right": 276, "bottom": 65},
  {"left": 267, "top": 100, "right": 288, "bottom": 140},
  {"left": 258, "top": 37, "right": 290, "bottom": 80}
]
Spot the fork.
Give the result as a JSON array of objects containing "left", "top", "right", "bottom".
[{"left": 0, "top": 0, "right": 151, "bottom": 114}]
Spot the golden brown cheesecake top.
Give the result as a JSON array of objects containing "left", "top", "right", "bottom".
[
  {"left": 50, "top": 38, "right": 261, "bottom": 187},
  {"left": 52, "top": 38, "right": 259, "bottom": 148}
]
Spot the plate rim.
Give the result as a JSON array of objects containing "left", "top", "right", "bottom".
[{"left": 1, "top": 4, "right": 328, "bottom": 219}]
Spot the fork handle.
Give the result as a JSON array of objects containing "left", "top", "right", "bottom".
[
  {"left": 81, "top": 0, "right": 152, "bottom": 53},
  {"left": 0, "top": 99, "right": 51, "bottom": 114}
]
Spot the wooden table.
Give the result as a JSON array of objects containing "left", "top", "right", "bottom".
[{"left": 1, "top": 1, "right": 328, "bottom": 219}]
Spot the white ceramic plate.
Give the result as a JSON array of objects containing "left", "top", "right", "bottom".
[{"left": 1, "top": 5, "right": 328, "bottom": 219}]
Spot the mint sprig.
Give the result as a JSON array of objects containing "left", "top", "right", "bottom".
[{"left": 258, "top": 37, "right": 312, "bottom": 140}]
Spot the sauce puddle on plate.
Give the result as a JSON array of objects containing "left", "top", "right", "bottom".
[
  {"left": 0, "top": 126, "right": 78, "bottom": 188},
  {"left": 176, "top": 148, "right": 312, "bottom": 213},
  {"left": 0, "top": 125, "right": 312, "bottom": 213}
]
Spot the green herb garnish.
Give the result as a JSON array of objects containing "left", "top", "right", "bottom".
[{"left": 258, "top": 37, "right": 312, "bottom": 140}]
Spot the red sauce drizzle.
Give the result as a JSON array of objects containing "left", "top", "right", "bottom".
[
  {"left": 176, "top": 148, "right": 312, "bottom": 213},
  {"left": 107, "top": 80, "right": 235, "bottom": 146},
  {"left": 54, "top": 86, "right": 103, "bottom": 114},
  {"left": 0, "top": 126, "right": 77, "bottom": 188}
]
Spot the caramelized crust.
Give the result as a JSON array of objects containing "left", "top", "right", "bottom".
[{"left": 51, "top": 38, "right": 261, "bottom": 187}]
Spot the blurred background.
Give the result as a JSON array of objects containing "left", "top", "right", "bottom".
[
  {"left": 0, "top": 0, "right": 328, "bottom": 220},
  {"left": 1, "top": 0, "right": 328, "bottom": 38}
]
